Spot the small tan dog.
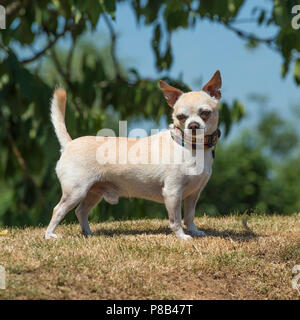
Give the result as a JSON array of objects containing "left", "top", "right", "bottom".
[{"left": 45, "top": 71, "right": 222, "bottom": 240}]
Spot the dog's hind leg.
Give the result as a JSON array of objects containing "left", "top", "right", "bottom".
[
  {"left": 45, "top": 188, "right": 87, "bottom": 239},
  {"left": 75, "top": 191, "right": 103, "bottom": 236}
]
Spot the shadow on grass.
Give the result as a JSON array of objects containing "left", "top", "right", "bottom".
[
  {"left": 199, "top": 227, "right": 259, "bottom": 242},
  {"left": 93, "top": 225, "right": 260, "bottom": 242},
  {"left": 93, "top": 226, "right": 171, "bottom": 237}
]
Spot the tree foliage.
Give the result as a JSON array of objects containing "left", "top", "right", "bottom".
[{"left": 0, "top": 0, "right": 299, "bottom": 225}]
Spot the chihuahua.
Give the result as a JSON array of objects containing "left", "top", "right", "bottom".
[{"left": 45, "top": 71, "right": 222, "bottom": 240}]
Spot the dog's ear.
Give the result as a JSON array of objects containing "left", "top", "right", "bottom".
[
  {"left": 158, "top": 80, "right": 183, "bottom": 108},
  {"left": 202, "top": 70, "right": 222, "bottom": 99}
]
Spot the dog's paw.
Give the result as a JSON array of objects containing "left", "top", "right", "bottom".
[
  {"left": 44, "top": 232, "right": 58, "bottom": 240},
  {"left": 82, "top": 231, "right": 94, "bottom": 237},
  {"left": 187, "top": 224, "right": 206, "bottom": 237},
  {"left": 173, "top": 228, "right": 193, "bottom": 240},
  {"left": 189, "top": 230, "right": 206, "bottom": 237},
  {"left": 178, "top": 234, "right": 193, "bottom": 241}
]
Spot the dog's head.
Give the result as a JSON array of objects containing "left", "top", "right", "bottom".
[{"left": 159, "top": 70, "right": 221, "bottom": 135}]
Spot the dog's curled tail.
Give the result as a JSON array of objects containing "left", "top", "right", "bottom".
[{"left": 51, "top": 88, "right": 72, "bottom": 152}]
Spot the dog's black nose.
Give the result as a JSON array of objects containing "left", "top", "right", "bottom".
[{"left": 188, "top": 122, "right": 200, "bottom": 130}]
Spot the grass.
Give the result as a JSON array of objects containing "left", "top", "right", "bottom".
[{"left": 0, "top": 214, "right": 299, "bottom": 300}]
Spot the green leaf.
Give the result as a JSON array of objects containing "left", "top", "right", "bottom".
[{"left": 103, "top": 0, "right": 116, "bottom": 16}]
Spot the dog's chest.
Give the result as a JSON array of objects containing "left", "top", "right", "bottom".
[{"left": 182, "top": 150, "right": 214, "bottom": 196}]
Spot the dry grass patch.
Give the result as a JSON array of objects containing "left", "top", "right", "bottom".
[{"left": 0, "top": 214, "right": 299, "bottom": 300}]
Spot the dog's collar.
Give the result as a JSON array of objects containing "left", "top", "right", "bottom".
[{"left": 170, "top": 126, "right": 221, "bottom": 150}]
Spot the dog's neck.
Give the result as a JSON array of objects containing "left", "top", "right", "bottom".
[{"left": 169, "top": 124, "right": 221, "bottom": 150}]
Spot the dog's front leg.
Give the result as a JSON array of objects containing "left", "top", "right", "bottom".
[
  {"left": 184, "top": 190, "right": 206, "bottom": 237},
  {"left": 163, "top": 187, "right": 192, "bottom": 240}
]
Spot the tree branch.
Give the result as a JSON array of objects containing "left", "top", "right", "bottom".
[
  {"left": 51, "top": 46, "right": 82, "bottom": 113},
  {"left": 20, "top": 26, "right": 69, "bottom": 65},
  {"left": 227, "top": 18, "right": 259, "bottom": 24},
  {"left": 66, "top": 36, "right": 77, "bottom": 80},
  {"left": 224, "top": 23, "right": 277, "bottom": 45},
  {"left": 102, "top": 13, "right": 122, "bottom": 80},
  {"left": 223, "top": 22, "right": 300, "bottom": 61}
]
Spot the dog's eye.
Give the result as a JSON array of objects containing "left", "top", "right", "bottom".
[
  {"left": 176, "top": 114, "right": 188, "bottom": 121},
  {"left": 199, "top": 110, "right": 212, "bottom": 120}
]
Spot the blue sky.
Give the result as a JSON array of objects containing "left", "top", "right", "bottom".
[{"left": 95, "top": 0, "right": 300, "bottom": 137}]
